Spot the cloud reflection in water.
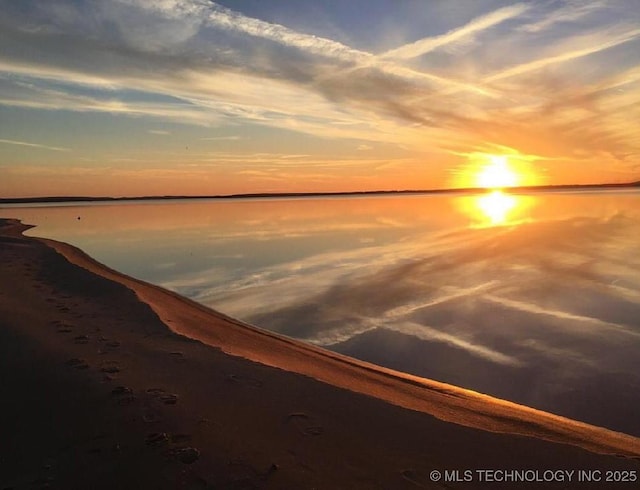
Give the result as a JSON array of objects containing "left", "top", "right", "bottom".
[
  {"left": 200, "top": 194, "right": 640, "bottom": 435},
  {"left": 4, "top": 192, "right": 640, "bottom": 435}
]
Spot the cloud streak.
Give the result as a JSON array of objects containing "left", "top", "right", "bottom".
[
  {"left": 485, "top": 24, "right": 640, "bottom": 83},
  {"left": 519, "top": 0, "right": 609, "bottom": 33},
  {"left": 381, "top": 3, "right": 529, "bottom": 59},
  {"left": 0, "top": 138, "right": 71, "bottom": 152}
]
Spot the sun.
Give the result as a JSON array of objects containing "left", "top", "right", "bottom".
[{"left": 476, "top": 155, "right": 519, "bottom": 189}]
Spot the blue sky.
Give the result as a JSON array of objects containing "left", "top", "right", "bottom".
[{"left": 1, "top": 0, "right": 639, "bottom": 196}]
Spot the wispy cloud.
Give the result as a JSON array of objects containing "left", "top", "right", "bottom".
[
  {"left": 381, "top": 3, "right": 529, "bottom": 59},
  {"left": 201, "top": 135, "right": 241, "bottom": 141},
  {"left": 485, "top": 24, "right": 640, "bottom": 83},
  {"left": 519, "top": 0, "right": 609, "bottom": 33},
  {"left": 122, "top": 0, "right": 371, "bottom": 63},
  {"left": 0, "top": 138, "right": 70, "bottom": 152}
]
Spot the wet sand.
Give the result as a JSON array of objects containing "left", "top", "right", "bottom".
[{"left": 1, "top": 217, "right": 639, "bottom": 489}]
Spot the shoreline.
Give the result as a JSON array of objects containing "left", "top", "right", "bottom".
[
  {"left": 1, "top": 181, "right": 639, "bottom": 206},
  {"left": 2, "top": 217, "right": 639, "bottom": 488},
  {"left": 42, "top": 226, "right": 640, "bottom": 457}
]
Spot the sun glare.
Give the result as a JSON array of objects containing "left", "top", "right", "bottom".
[
  {"left": 457, "top": 190, "right": 535, "bottom": 228},
  {"left": 476, "top": 155, "right": 519, "bottom": 189},
  {"left": 476, "top": 191, "right": 517, "bottom": 225}
]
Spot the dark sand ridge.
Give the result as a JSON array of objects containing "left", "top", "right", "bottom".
[{"left": 1, "top": 217, "right": 639, "bottom": 489}]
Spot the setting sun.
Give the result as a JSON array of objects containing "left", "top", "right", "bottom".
[{"left": 476, "top": 155, "right": 519, "bottom": 189}]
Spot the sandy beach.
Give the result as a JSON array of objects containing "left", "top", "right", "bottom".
[{"left": 1, "top": 217, "right": 639, "bottom": 489}]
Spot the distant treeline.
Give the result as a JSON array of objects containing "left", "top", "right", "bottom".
[{"left": 1, "top": 181, "right": 638, "bottom": 205}]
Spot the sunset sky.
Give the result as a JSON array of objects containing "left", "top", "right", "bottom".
[{"left": 1, "top": 0, "right": 639, "bottom": 197}]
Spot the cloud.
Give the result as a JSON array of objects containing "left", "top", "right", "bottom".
[
  {"left": 0, "top": 138, "right": 70, "bottom": 152},
  {"left": 123, "top": 0, "right": 371, "bottom": 63},
  {"left": 519, "top": 0, "right": 609, "bottom": 34},
  {"left": 201, "top": 135, "right": 241, "bottom": 141},
  {"left": 485, "top": 24, "right": 640, "bottom": 83},
  {"left": 381, "top": 3, "right": 529, "bottom": 59},
  {"left": 0, "top": 0, "right": 490, "bottom": 130}
]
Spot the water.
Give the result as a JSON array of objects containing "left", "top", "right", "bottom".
[{"left": 2, "top": 190, "right": 640, "bottom": 435}]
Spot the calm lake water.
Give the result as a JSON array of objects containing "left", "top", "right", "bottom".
[{"left": 3, "top": 190, "right": 640, "bottom": 435}]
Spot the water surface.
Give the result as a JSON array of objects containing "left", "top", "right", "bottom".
[{"left": 3, "top": 190, "right": 639, "bottom": 435}]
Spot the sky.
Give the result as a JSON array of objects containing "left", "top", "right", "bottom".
[{"left": 1, "top": 0, "right": 639, "bottom": 197}]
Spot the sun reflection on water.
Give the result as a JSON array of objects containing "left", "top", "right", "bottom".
[
  {"left": 477, "top": 191, "right": 517, "bottom": 225},
  {"left": 459, "top": 191, "right": 535, "bottom": 228}
]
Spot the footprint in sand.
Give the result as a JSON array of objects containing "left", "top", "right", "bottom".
[
  {"left": 111, "top": 386, "right": 131, "bottom": 394},
  {"left": 56, "top": 323, "right": 74, "bottom": 333},
  {"left": 146, "top": 387, "right": 166, "bottom": 396},
  {"left": 160, "top": 394, "right": 178, "bottom": 405},
  {"left": 141, "top": 389, "right": 178, "bottom": 426},
  {"left": 145, "top": 433, "right": 200, "bottom": 465},
  {"left": 65, "top": 358, "right": 89, "bottom": 369},
  {"left": 174, "top": 447, "right": 200, "bottom": 464},
  {"left": 168, "top": 351, "right": 186, "bottom": 363},
  {"left": 100, "top": 361, "right": 121, "bottom": 374},
  {"left": 145, "top": 388, "right": 179, "bottom": 405},
  {"left": 286, "top": 413, "right": 324, "bottom": 436},
  {"left": 73, "top": 334, "right": 90, "bottom": 344},
  {"left": 225, "top": 373, "right": 263, "bottom": 388},
  {"left": 145, "top": 432, "right": 169, "bottom": 446},
  {"left": 51, "top": 320, "right": 73, "bottom": 332}
]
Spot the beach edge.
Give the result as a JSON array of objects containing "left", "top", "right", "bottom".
[{"left": 5, "top": 217, "right": 633, "bottom": 460}]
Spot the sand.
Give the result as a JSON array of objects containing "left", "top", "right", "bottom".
[{"left": 1, "top": 217, "right": 639, "bottom": 489}]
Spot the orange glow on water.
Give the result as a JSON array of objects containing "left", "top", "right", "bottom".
[
  {"left": 457, "top": 191, "right": 536, "bottom": 228},
  {"left": 476, "top": 191, "right": 517, "bottom": 225}
]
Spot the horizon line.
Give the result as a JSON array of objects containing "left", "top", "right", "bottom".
[{"left": 1, "top": 181, "right": 639, "bottom": 204}]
